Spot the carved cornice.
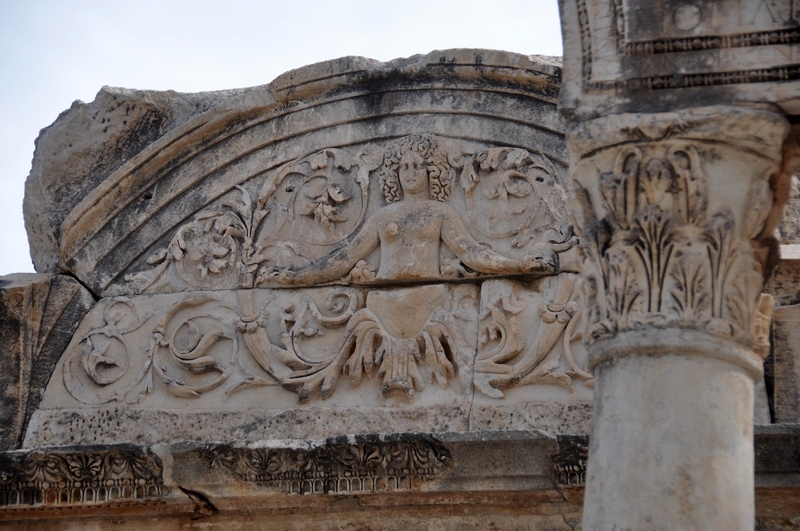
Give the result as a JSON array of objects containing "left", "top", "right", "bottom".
[
  {"left": 202, "top": 435, "right": 452, "bottom": 495},
  {"left": 566, "top": 105, "right": 791, "bottom": 359},
  {"left": 554, "top": 435, "right": 589, "bottom": 487},
  {"left": 558, "top": 0, "right": 800, "bottom": 119},
  {"left": 0, "top": 446, "right": 164, "bottom": 509}
]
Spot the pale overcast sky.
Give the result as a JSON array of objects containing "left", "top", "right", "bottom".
[{"left": 0, "top": 0, "right": 563, "bottom": 275}]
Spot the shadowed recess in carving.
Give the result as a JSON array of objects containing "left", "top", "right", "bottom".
[
  {"left": 0, "top": 446, "right": 164, "bottom": 508},
  {"left": 202, "top": 434, "right": 451, "bottom": 494}
]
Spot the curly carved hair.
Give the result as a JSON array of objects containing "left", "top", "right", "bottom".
[{"left": 379, "top": 134, "right": 451, "bottom": 203}]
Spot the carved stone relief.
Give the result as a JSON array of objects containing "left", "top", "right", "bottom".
[
  {"left": 474, "top": 275, "right": 592, "bottom": 399},
  {"left": 559, "top": 0, "right": 800, "bottom": 120},
  {"left": 26, "top": 137, "right": 604, "bottom": 446},
  {"left": 0, "top": 447, "right": 164, "bottom": 508},
  {"left": 56, "top": 284, "right": 479, "bottom": 406},
  {"left": 203, "top": 436, "right": 451, "bottom": 495},
  {"left": 31, "top": 275, "right": 601, "bottom": 443},
  {"left": 553, "top": 435, "right": 589, "bottom": 487},
  {"left": 124, "top": 135, "right": 576, "bottom": 294},
  {"left": 567, "top": 106, "right": 788, "bottom": 357}
]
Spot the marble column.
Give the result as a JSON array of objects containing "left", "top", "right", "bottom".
[{"left": 565, "top": 106, "right": 790, "bottom": 529}]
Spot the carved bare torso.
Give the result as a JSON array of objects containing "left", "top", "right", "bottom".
[{"left": 375, "top": 201, "right": 444, "bottom": 279}]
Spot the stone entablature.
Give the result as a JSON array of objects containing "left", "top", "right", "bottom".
[
  {"left": 559, "top": 0, "right": 800, "bottom": 121},
  {"left": 1, "top": 429, "right": 798, "bottom": 528}
]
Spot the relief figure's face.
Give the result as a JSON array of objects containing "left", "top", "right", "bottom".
[{"left": 398, "top": 151, "right": 428, "bottom": 196}]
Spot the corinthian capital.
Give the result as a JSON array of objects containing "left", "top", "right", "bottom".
[{"left": 567, "top": 105, "right": 792, "bottom": 362}]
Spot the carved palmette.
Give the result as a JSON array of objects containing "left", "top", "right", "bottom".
[
  {"left": 204, "top": 437, "right": 451, "bottom": 494},
  {"left": 0, "top": 448, "right": 164, "bottom": 507}
]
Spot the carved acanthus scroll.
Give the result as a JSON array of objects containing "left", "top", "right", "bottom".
[
  {"left": 474, "top": 276, "right": 593, "bottom": 398},
  {"left": 58, "top": 135, "right": 594, "bottom": 408},
  {"left": 126, "top": 136, "right": 576, "bottom": 293},
  {"left": 62, "top": 285, "right": 478, "bottom": 405},
  {"left": 126, "top": 147, "right": 382, "bottom": 293}
]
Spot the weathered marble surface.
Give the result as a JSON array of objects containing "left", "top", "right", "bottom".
[
  {"left": 17, "top": 50, "right": 611, "bottom": 448},
  {"left": 27, "top": 277, "right": 600, "bottom": 446},
  {"left": 778, "top": 176, "right": 800, "bottom": 244},
  {"left": 563, "top": 102, "right": 791, "bottom": 530},
  {"left": 24, "top": 50, "right": 566, "bottom": 298},
  {"left": 0, "top": 274, "right": 94, "bottom": 451},
  {"left": 772, "top": 304, "right": 800, "bottom": 423},
  {"left": 567, "top": 105, "right": 786, "bottom": 355},
  {"left": 25, "top": 87, "right": 248, "bottom": 275},
  {"left": 558, "top": 0, "right": 800, "bottom": 526},
  {"left": 2, "top": 431, "right": 585, "bottom": 529},
  {"left": 1, "top": 428, "right": 799, "bottom": 529},
  {"left": 558, "top": 0, "right": 800, "bottom": 122}
]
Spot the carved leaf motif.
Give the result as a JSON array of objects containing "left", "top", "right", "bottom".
[
  {"left": 703, "top": 211, "right": 738, "bottom": 320},
  {"left": 667, "top": 145, "right": 707, "bottom": 225},
  {"left": 461, "top": 145, "right": 569, "bottom": 244},
  {"left": 160, "top": 377, "right": 201, "bottom": 398},
  {"left": 0, "top": 448, "right": 163, "bottom": 507},
  {"left": 81, "top": 338, "right": 121, "bottom": 385},
  {"left": 669, "top": 252, "right": 710, "bottom": 320},
  {"left": 726, "top": 267, "right": 763, "bottom": 339},
  {"left": 601, "top": 146, "right": 642, "bottom": 230},
  {"left": 348, "top": 260, "right": 377, "bottom": 282},
  {"left": 205, "top": 439, "right": 449, "bottom": 492},
  {"left": 23, "top": 454, "right": 67, "bottom": 483},
  {"left": 475, "top": 276, "right": 591, "bottom": 397},
  {"left": 64, "top": 454, "right": 104, "bottom": 480},
  {"left": 459, "top": 155, "right": 479, "bottom": 194},
  {"left": 150, "top": 297, "right": 239, "bottom": 399},
  {"left": 640, "top": 158, "right": 672, "bottom": 208},
  {"left": 631, "top": 206, "right": 675, "bottom": 313},
  {"left": 278, "top": 288, "right": 469, "bottom": 402},
  {"left": 603, "top": 248, "right": 641, "bottom": 332}
]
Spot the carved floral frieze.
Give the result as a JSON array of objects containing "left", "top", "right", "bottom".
[
  {"left": 125, "top": 135, "right": 576, "bottom": 294},
  {"left": 46, "top": 134, "right": 595, "bottom": 413},
  {"left": 203, "top": 436, "right": 451, "bottom": 494},
  {"left": 56, "top": 277, "right": 595, "bottom": 406},
  {"left": 61, "top": 285, "right": 480, "bottom": 404},
  {"left": 0, "top": 447, "right": 163, "bottom": 508}
]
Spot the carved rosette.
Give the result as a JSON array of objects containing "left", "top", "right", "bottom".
[{"left": 566, "top": 106, "right": 791, "bottom": 369}]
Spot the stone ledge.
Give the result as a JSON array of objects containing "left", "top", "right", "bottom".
[{"left": 0, "top": 428, "right": 798, "bottom": 525}]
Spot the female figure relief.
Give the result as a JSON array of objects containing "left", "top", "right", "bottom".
[
  {"left": 266, "top": 135, "right": 552, "bottom": 401},
  {"left": 267, "top": 134, "right": 550, "bottom": 286}
]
